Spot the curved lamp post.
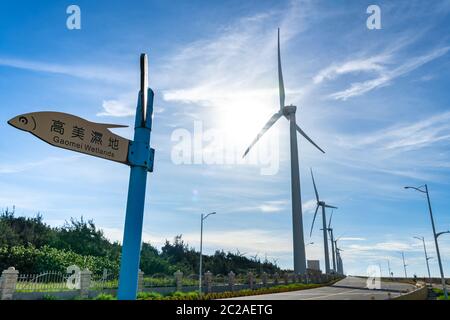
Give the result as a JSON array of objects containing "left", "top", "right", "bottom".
[
  {"left": 387, "top": 259, "right": 393, "bottom": 278},
  {"left": 401, "top": 252, "right": 408, "bottom": 278},
  {"left": 199, "top": 212, "right": 216, "bottom": 294},
  {"left": 404, "top": 184, "right": 448, "bottom": 299},
  {"left": 413, "top": 236, "right": 433, "bottom": 283}
]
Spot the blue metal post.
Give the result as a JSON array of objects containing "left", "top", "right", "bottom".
[{"left": 117, "top": 88, "right": 154, "bottom": 300}]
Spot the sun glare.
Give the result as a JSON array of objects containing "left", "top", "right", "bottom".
[{"left": 214, "top": 89, "right": 280, "bottom": 151}]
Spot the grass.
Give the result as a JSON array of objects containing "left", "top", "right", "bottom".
[
  {"left": 93, "top": 293, "right": 116, "bottom": 300},
  {"left": 137, "top": 279, "right": 342, "bottom": 300},
  {"left": 142, "top": 276, "right": 199, "bottom": 287},
  {"left": 16, "top": 279, "right": 119, "bottom": 292},
  {"left": 17, "top": 276, "right": 313, "bottom": 292},
  {"left": 16, "top": 282, "right": 74, "bottom": 293},
  {"left": 432, "top": 288, "right": 449, "bottom": 300}
]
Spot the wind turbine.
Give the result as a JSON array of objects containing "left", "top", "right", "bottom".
[
  {"left": 326, "top": 210, "right": 338, "bottom": 273},
  {"left": 309, "top": 169, "right": 337, "bottom": 274},
  {"left": 242, "top": 29, "right": 325, "bottom": 275},
  {"left": 335, "top": 243, "right": 344, "bottom": 275}
]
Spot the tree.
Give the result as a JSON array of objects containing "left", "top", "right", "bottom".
[{"left": 54, "top": 217, "right": 112, "bottom": 257}]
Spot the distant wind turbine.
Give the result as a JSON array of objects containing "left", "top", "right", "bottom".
[
  {"left": 326, "top": 210, "right": 338, "bottom": 273},
  {"left": 336, "top": 246, "right": 344, "bottom": 275},
  {"left": 334, "top": 238, "right": 344, "bottom": 275},
  {"left": 310, "top": 168, "right": 337, "bottom": 274},
  {"left": 242, "top": 29, "right": 325, "bottom": 275}
]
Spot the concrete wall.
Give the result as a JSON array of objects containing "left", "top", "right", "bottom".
[{"left": 391, "top": 285, "right": 428, "bottom": 300}]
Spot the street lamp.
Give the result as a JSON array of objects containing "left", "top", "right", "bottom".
[
  {"left": 199, "top": 212, "right": 216, "bottom": 294},
  {"left": 436, "top": 230, "right": 450, "bottom": 238},
  {"left": 401, "top": 252, "right": 408, "bottom": 278},
  {"left": 404, "top": 184, "right": 448, "bottom": 299},
  {"left": 413, "top": 236, "right": 432, "bottom": 283},
  {"left": 387, "top": 259, "right": 393, "bottom": 279}
]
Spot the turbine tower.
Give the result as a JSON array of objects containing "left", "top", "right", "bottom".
[
  {"left": 335, "top": 241, "right": 344, "bottom": 275},
  {"left": 242, "top": 29, "right": 325, "bottom": 274},
  {"left": 309, "top": 169, "right": 337, "bottom": 274},
  {"left": 326, "top": 210, "right": 337, "bottom": 273}
]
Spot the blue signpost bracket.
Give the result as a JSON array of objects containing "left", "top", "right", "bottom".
[
  {"left": 128, "top": 141, "right": 155, "bottom": 172},
  {"left": 117, "top": 85, "right": 155, "bottom": 300}
]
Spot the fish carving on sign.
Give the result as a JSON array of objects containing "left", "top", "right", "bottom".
[{"left": 8, "top": 111, "right": 130, "bottom": 164}]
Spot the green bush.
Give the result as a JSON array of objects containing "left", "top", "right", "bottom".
[
  {"left": 0, "top": 211, "right": 282, "bottom": 277},
  {"left": 42, "top": 294, "right": 58, "bottom": 300},
  {"left": 137, "top": 291, "right": 164, "bottom": 300},
  {"left": 0, "top": 245, "right": 119, "bottom": 275},
  {"left": 94, "top": 293, "right": 116, "bottom": 300},
  {"left": 137, "top": 280, "right": 337, "bottom": 300}
]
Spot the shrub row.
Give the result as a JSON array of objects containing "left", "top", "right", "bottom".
[
  {"left": 0, "top": 245, "right": 119, "bottom": 275},
  {"left": 136, "top": 281, "right": 338, "bottom": 300}
]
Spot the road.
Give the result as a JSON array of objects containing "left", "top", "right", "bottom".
[{"left": 225, "top": 276, "right": 416, "bottom": 300}]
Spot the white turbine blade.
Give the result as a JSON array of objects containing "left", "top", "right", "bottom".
[
  {"left": 325, "top": 204, "right": 338, "bottom": 209},
  {"left": 310, "top": 168, "right": 320, "bottom": 202},
  {"left": 296, "top": 124, "right": 325, "bottom": 154},
  {"left": 309, "top": 204, "right": 320, "bottom": 237},
  {"left": 242, "top": 111, "right": 282, "bottom": 158},
  {"left": 277, "top": 28, "right": 285, "bottom": 110},
  {"left": 140, "top": 53, "right": 148, "bottom": 122}
]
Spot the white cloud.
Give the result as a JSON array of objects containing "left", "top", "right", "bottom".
[
  {"left": 0, "top": 56, "right": 133, "bottom": 83},
  {"left": 258, "top": 200, "right": 288, "bottom": 213},
  {"left": 317, "top": 46, "right": 450, "bottom": 100},
  {"left": 158, "top": 1, "right": 314, "bottom": 147},
  {"left": 302, "top": 199, "right": 316, "bottom": 214},
  {"left": 346, "top": 241, "right": 415, "bottom": 253},
  {"left": 339, "top": 111, "right": 450, "bottom": 152},
  {"left": 231, "top": 200, "right": 289, "bottom": 213},
  {"left": 0, "top": 156, "right": 80, "bottom": 174},
  {"left": 98, "top": 99, "right": 135, "bottom": 117},
  {"left": 98, "top": 93, "right": 165, "bottom": 117},
  {"left": 313, "top": 54, "right": 390, "bottom": 84},
  {"left": 339, "top": 237, "right": 366, "bottom": 241}
]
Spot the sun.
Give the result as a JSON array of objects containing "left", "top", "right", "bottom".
[{"left": 214, "top": 89, "right": 280, "bottom": 151}]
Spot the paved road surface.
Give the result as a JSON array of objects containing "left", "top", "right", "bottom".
[{"left": 225, "top": 276, "right": 416, "bottom": 300}]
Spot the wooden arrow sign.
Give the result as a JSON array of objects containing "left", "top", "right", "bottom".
[{"left": 8, "top": 111, "right": 130, "bottom": 164}]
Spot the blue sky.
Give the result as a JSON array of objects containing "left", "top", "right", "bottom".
[{"left": 1, "top": 0, "right": 450, "bottom": 277}]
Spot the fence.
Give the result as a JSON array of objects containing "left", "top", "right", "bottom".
[
  {"left": 16, "top": 271, "right": 75, "bottom": 292},
  {"left": 90, "top": 270, "right": 119, "bottom": 290},
  {"left": 0, "top": 266, "right": 342, "bottom": 300}
]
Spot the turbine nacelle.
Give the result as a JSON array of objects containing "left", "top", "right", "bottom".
[{"left": 282, "top": 105, "right": 297, "bottom": 117}]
